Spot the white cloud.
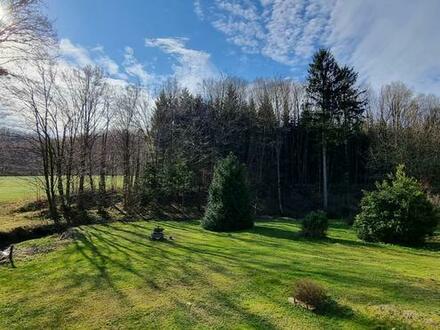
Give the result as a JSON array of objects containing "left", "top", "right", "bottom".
[
  {"left": 123, "top": 46, "right": 152, "bottom": 85},
  {"left": 145, "top": 37, "right": 219, "bottom": 93},
  {"left": 194, "top": 0, "right": 204, "bottom": 20},
  {"left": 59, "top": 38, "right": 94, "bottom": 67},
  {"left": 58, "top": 39, "right": 154, "bottom": 87},
  {"left": 202, "top": 0, "right": 440, "bottom": 94},
  {"left": 327, "top": 0, "right": 440, "bottom": 94},
  {"left": 212, "top": 0, "right": 264, "bottom": 53},
  {"left": 97, "top": 55, "right": 120, "bottom": 76}
]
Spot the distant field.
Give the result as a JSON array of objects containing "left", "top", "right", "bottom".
[
  {"left": 0, "top": 176, "right": 123, "bottom": 204},
  {"left": 0, "top": 177, "right": 42, "bottom": 203},
  {"left": 0, "top": 176, "right": 123, "bottom": 232}
]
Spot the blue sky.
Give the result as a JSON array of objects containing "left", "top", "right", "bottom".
[{"left": 46, "top": 0, "right": 440, "bottom": 95}]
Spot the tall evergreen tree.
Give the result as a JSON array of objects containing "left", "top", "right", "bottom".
[
  {"left": 306, "top": 49, "right": 339, "bottom": 209},
  {"left": 305, "top": 49, "right": 364, "bottom": 209},
  {"left": 202, "top": 153, "right": 253, "bottom": 231}
]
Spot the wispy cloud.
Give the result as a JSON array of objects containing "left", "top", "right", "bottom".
[
  {"left": 58, "top": 38, "right": 154, "bottom": 86},
  {"left": 122, "top": 46, "right": 152, "bottom": 85},
  {"left": 200, "top": 0, "right": 440, "bottom": 94},
  {"left": 145, "top": 37, "right": 219, "bottom": 93},
  {"left": 58, "top": 37, "right": 219, "bottom": 94},
  {"left": 59, "top": 38, "right": 94, "bottom": 67},
  {"left": 193, "top": 0, "right": 204, "bottom": 20}
]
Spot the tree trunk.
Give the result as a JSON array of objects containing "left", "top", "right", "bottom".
[
  {"left": 276, "top": 145, "right": 283, "bottom": 215},
  {"left": 322, "top": 134, "right": 328, "bottom": 210}
]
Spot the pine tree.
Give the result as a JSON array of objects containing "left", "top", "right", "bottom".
[
  {"left": 202, "top": 153, "right": 253, "bottom": 231},
  {"left": 305, "top": 49, "right": 364, "bottom": 209}
]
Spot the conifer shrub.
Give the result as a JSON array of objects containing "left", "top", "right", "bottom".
[
  {"left": 201, "top": 153, "right": 253, "bottom": 231},
  {"left": 354, "top": 165, "right": 438, "bottom": 244},
  {"left": 301, "top": 211, "right": 329, "bottom": 238}
]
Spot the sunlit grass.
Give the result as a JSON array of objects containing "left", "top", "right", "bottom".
[
  {"left": 0, "top": 176, "right": 123, "bottom": 204},
  {"left": 1, "top": 219, "right": 439, "bottom": 329},
  {"left": 0, "top": 176, "right": 123, "bottom": 232}
]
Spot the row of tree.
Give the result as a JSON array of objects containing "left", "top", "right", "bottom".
[
  {"left": 2, "top": 51, "right": 439, "bottom": 223},
  {"left": 1, "top": 1, "right": 439, "bottom": 223}
]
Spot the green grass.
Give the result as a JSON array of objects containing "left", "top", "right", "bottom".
[
  {"left": 0, "top": 177, "right": 47, "bottom": 231},
  {"left": 1, "top": 220, "right": 439, "bottom": 329},
  {"left": 0, "top": 176, "right": 124, "bottom": 232},
  {"left": 0, "top": 177, "right": 42, "bottom": 203},
  {"left": 0, "top": 176, "right": 124, "bottom": 204}
]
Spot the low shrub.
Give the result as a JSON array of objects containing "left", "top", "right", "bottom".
[
  {"left": 16, "top": 199, "right": 47, "bottom": 213},
  {"left": 354, "top": 165, "right": 438, "bottom": 244},
  {"left": 301, "top": 211, "right": 328, "bottom": 238},
  {"left": 293, "top": 279, "right": 329, "bottom": 310}
]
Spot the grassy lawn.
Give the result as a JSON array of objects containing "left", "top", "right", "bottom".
[{"left": 1, "top": 219, "right": 439, "bottom": 329}]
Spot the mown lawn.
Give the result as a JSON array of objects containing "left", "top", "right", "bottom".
[{"left": 1, "top": 220, "right": 439, "bottom": 329}]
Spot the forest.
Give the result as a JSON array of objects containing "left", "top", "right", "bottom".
[{"left": 2, "top": 52, "right": 440, "bottom": 222}]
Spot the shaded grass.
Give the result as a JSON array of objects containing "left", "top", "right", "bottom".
[{"left": 1, "top": 219, "right": 439, "bottom": 329}]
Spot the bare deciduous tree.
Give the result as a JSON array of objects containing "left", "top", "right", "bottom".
[{"left": 0, "top": 0, "right": 55, "bottom": 71}]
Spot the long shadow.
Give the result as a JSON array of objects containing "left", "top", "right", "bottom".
[
  {"left": 66, "top": 221, "right": 440, "bottom": 323},
  {"left": 244, "top": 223, "right": 378, "bottom": 250},
  {"left": 250, "top": 225, "right": 300, "bottom": 240},
  {"left": 246, "top": 221, "right": 440, "bottom": 254},
  {"left": 71, "top": 230, "right": 138, "bottom": 306}
]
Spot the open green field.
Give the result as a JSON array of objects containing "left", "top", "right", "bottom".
[
  {"left": 0, "top": 176, "right": 124, "bottom": 204},
  {"left": 0, "top": 177, "right": 47, "bottom": 231},
  {"left": 1, "top": 219, "right": 439, "bottom": 329},
  {"left": 0, "top": 176, "right": 123, "bottom": 232},
  {"left": 0, "top": 177, "right": 42, "bottom": 203}
]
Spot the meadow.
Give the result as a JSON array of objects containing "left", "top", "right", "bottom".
[
  {"left": 1, "top": 177, "right": 439, "bottom": 329},
  {"left": 0, "top": 176, "right": 123, "bottom": 232},
  {"left": 0, "top": 176, "right": 124, "bottom": 204},
  {"left": 0, "top": 176, "right": 42, "bottom": 203}
]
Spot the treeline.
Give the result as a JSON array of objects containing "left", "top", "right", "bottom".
[
  {"left": 0, "top": 128, "right": 40, "bottom": 175},
  {"left": 1, "top": 50, "right": 440, "bottom": 224}
]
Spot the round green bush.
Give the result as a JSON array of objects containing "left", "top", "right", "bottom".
[
  {"left": 301, "top": 211, "right": 328, "bottom": 238},
  {"left": 354, "top": 165, "right": 438, "bottom": 244},
  {"left": 202, "top": 153, "right": 253, "bottom": 231}
]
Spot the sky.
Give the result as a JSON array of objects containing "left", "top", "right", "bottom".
[{"left": 28, "top": 0, "right": 440, "bottom": 95}]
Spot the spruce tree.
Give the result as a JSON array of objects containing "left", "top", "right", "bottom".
[
  {"left": 202, "top": 153, "right": 253, "bottom": 231},
  {"left": 305, "top": 49, "right": 365, "bottom": 210}
]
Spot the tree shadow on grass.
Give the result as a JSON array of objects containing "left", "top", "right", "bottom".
[
  {"left": 247, "top": 223, "right": 378, "bottom": 250},
  {"left": 248, "top": 221, "right": 440, "bottom": 253},
  {"left": 64, "top": 221, "right": 439, "bottom": 329},
  {"left": 316, "top": 299, "right": 354, "bottom": 318}
]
